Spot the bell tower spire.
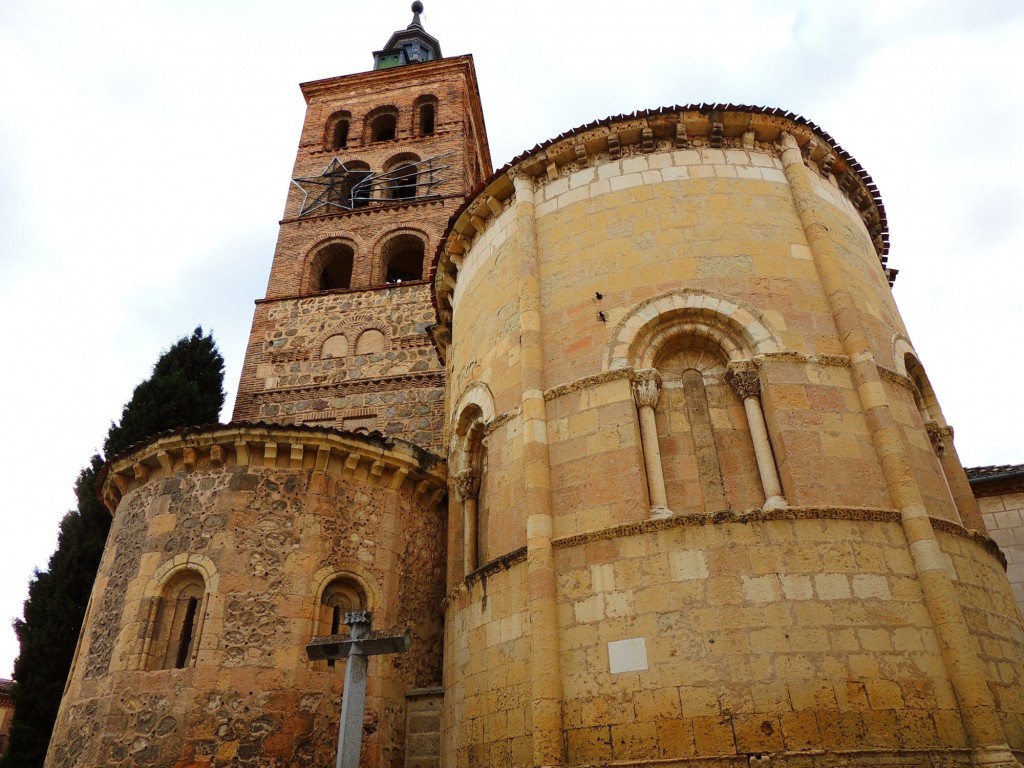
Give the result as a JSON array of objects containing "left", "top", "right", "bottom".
[{"left": 374, "top": 2, "right": 442, "bottom": 69}]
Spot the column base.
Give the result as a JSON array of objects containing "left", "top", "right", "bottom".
[
  {"left": 763, "top": 495, "right": 788, "bottom": 511},
  {"left": 650, "top": 506, "right": 673, "bottom": 520}
]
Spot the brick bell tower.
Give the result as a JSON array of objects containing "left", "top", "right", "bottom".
[
  {"left": 233, "top": 2, "right": 491, "bottom": 455},
  {"left": 45, "top": 8, "right": 488, "bottom": 768}
]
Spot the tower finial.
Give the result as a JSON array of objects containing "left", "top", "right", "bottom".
[{"left": 374, "top": 0, "right": 439, "bottom": 68}]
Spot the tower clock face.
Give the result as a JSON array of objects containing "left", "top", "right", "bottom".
[{"left": 292, "top": 154, "right": 452, "bottom": 216}]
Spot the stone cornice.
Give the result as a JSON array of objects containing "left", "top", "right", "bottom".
[
  {"left": 100, "top": 424, "right": 447, "bottom": 515},
  {"left": 298, "top": 54, "right": 477, "bottom": 101}
]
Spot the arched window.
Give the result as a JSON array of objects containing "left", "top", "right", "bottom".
[
  {"left": 419, "top": 103, "right": 435, "bottom": 136},
  {"left": 369, "top": 110, "right": 398, "bottom": 142},
  {"left": 453, "top": 405, "right": 487, "bottom": 575},
  {"left": 326, "top": 111, "right": 352, "bottom": 150},
  {"left": 389, "top": 164, "right": 417, "bottom": 200},
  {"left": 332, "top": 120, "right": 350, "bottom": 150},
  {"left": 322, "top": 160, "right": 371, "bottom": 210},
  {"left": 317, "top": 578, "right": 365, "bottom": 668},
  {"left": 652, "top": 342, "right": 762, "bottom": 514},
  {"left": 148, "top": 570, "right": 207, "bottom": 670},
  {"left": 313, "top": 243, "right": 355, "bottom": 292},
  {"left": 381, "top": 233, "right": 425, "bottom": 284},
  {"left": 322, "top": 334, "right": 349, "bottom": 359},
  {"left": 354, "top": 329, "right": 385, "bottom": 356}
]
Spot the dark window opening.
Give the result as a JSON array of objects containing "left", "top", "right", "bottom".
[
  {"left": 175, "top": 597, "right": 199, "bottom": 669},
  {"left": 316, "top": 244, "right": 355, "bottom": 291},
  {"left": 390, "top": 164, "right": 417, "bottom": 200},
  {"left": 332, "top": 120, "right": 349, "bottom": 149},
  {"left": 420, "top": 104, "right": 435, "bottom": 136},
  {"left": 386, "top": 249, "right": 424, "bottom": 283},
  {"left": 319, "top": 579, "right": 364, "bottom": 671},
  {"left": 372, "top": 114, "right": 397, "bottom": 142},
  {"left": 325, "top": 169, "right": 372, "bottom": 209},
  {"left": 328, "top": 605, "right": 342, "bottom": 667}
]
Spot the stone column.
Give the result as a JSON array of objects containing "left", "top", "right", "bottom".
[
  {"left": 631, "top": 368, "right": 671, "bottom": 519},
  {"left": 726, "top": 366, "right": 787, "bottom": 511},
  {"left": 511, "top": 171, "right": 564, "bottom": 767},
  {"left": 454, "top": 471, "right": 481, "bottom": 574},
  {"left": 928, "top": 422, "right": 985, "bottom": 531},
  {"left": 780, "top": 131, "right": 1016, "bottom": 766}
]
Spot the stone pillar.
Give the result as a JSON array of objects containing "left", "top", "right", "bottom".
[
  {"left": 454, "top": 471, "right": 481, "bottom": 574},
  {"left": 726, "top": 365, "right": 787, "bottom": 511},
  {"left": 511, "top": 171, "right": 564, "bottom": 767},
  {"left": 631, "top": 368, "right": 671, "bottom": 518},
  {"left": 780, "top": 131, "right": 1016, "bottom": 767},
  {"left": 337, "top": 612, "right": 371, "bottom": 768}
]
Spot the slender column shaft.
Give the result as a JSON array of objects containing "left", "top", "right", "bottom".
[
  {"left": 632, "top": 369, "right": 669, "bottom": 516},
  {"left": 454, "top": 471, "right": 481, "bottom": 574},
  {"left": 727, "top": 367, "right": 787, "bottom": 510},
  {"left": 743, "top": 396, "right": 786, "bottom": 508},
  {"left": 463, "top": 496, "right": 478, "bottom": 573},
  {"left": 780, "top": 132, "right": 1013, "bottom": 763},
  {"left": 512, "top": 172, "right": 564, "bottom": 767}
]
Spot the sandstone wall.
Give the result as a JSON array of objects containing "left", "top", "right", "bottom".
[
  {"left": 435, "top": 110, "right": 1024, "bottom": 767},
  {"left": 46, "top": 426, "right": 446, "bottom": 768},
  {"left": 977, "top": 483, "right": 1024, "bottom": 621}
]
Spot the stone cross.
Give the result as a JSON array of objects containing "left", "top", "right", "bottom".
[{"left": 306, "top": 611, "right": 412, "bottom": 768}]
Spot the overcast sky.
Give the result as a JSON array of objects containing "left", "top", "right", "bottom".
[{"left": 1, "top": 0, "right": 1022, "bottom": 678}]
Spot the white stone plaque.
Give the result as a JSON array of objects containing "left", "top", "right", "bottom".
[{"left": 607, "top": 637, "right": 648, "bottom": 674}]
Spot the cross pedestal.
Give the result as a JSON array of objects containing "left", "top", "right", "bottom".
[{"left": 307, "top": 611, "right": 412, "bottom": 768}]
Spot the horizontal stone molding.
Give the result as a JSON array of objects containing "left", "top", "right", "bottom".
[
  {"left": 254, "top": 370, "right": 445, "bottom": 401},
  {"left": 543, "top": 368, "right": 633, "bottom": 401},
  {"left": 441, "top": 546, "right": 527, "bottom": 609},
  {"left": 753, "top": 352, "right": 850, "bottom": 368},
  {"left": 877, "top": 364, "right": 916, "bottom": 390},
  {"left": 484, "top": 407, "right": 519, "bottom": 435},
  {"left": 550, "top": 506, "right": 903, "bottom": 549},
  {"left": 102, "top": 424, "right": 447, "bottom": 514},
  {"left": 932, "top": 517, "right": 1008, "bottom": 569}
]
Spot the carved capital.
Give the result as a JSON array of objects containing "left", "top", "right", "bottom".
[
  {"left": 453, "top": 470, "right": 481, "bottom": 500},
  {"left": 925, "top": 421, "right": 946, "bottom": 455},
  {"left": 727, "top": 369, "right": 761, "bottom": 400},
  {"left": 632, "top": 368, "right": 663, "bottom": 409}
]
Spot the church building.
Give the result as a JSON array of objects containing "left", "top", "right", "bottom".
[{"left": 44, "top": 5, "right": 1024, "bottom": 768}]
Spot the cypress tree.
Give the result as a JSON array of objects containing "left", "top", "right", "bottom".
[{"left": 2, "top": 327, "right": 225, "bottom": 768}]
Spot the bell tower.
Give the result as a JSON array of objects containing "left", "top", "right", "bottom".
[{"left": 233, "top": 3, "right": 490, "bottom": 454}]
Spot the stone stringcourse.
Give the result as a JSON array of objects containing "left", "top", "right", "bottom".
[{"left": 441, "top": 506, "right": 1010, "bottom": 610}]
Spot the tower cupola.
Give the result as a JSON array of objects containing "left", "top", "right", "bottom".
[{"left": 373, "top": 2, "right": 441, "bottom": 69}]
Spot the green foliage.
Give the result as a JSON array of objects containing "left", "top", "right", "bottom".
[
  {"left": 2, "top": 327, "right": 225, "bottom": 768},
  {"left": 104, "top": 327, "right": 226, "bottom": 457}
]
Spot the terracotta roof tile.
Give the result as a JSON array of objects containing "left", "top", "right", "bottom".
[{"left": 965, "top": 464, "right": 1024, "bottom": 482}]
